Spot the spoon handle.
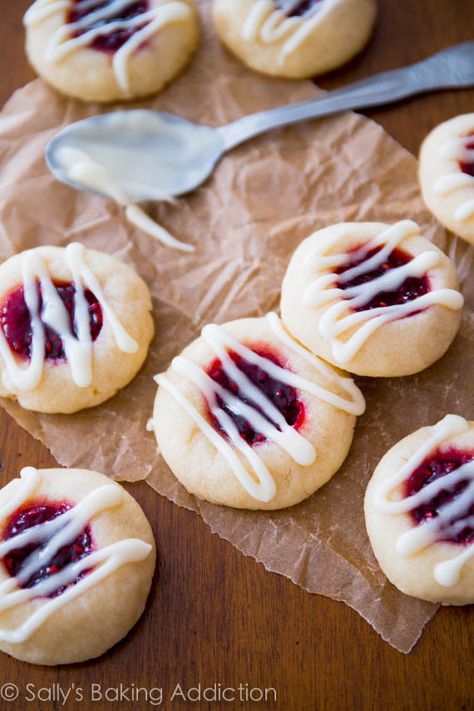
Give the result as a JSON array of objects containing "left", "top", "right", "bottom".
[{"left": 218, "top": 42, "right": 474, "bottom": 151}]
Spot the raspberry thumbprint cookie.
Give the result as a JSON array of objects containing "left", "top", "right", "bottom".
[
  {"left": 280, "top": 220, "right": 464, "bottom": 377},
  {"left": 212, "top": 0, "right": 376, "bottom": 79},
  {"left": 24, "top": 0, "right": 199, "bottom": 102},
  {"left": 0, "top": 467, "right": 156, "bottom": 664},
  {"left": 0, "top": 243, "right": 153, "bottom": 413},
  {"left": 365, "top": 415, "right": 474, "bottom": 605},
  {"left": 419, "top": 113, "right": 474, "bottom": 245},
  {"left": 153, "top": 313, "right": 365, "bottom": 510}
]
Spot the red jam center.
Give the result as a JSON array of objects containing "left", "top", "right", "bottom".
[
  {"left": 68, "top": 0, "right": 150, "bottom": 53},
  {"left": 336, "top": 245, "right": 430, "bottom": 311},
  {"left": 2, "top": 501, "right": 94, "bottom": 598},
  {"left": 0, "top": 281, "right": 103, "bottom": 362},
  {"left": 276, "top": 0, "right": 323, "bottom": 17},
  {"left": 206, "top": 349, "right": 305, "bottom": 446},
  {"left": 406, "top": 448, "right": 474, "bottom": 545},
  {"left": 459, "top": 135, "right": 474, "bottom": 178}
]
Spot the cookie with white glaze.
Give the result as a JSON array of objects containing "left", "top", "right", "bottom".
[
  {"left": 0, "top": 467, "right": 156, "bottom": 665},
  {"left": 153, "top": 313, "right": 365, "bottom": 510},
  {"left": 364, "top": 415, "right": 474, "bottom": 606},
  {"left": 213, "top": 0, "right": 377, "bottom": 79},
  {"left": 419, "top": 113, "right": 474, "bottom": 245},
  {"left": 280, "top": 220, "right": 463, "bottom": 377},
  {"left": 0, "top": 243, "right": 154, "bottom": 413},
  {"left": 24, "top": 0, "right": 199, "bottom": 102}
]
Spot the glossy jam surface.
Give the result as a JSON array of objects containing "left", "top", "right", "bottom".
[
  {"left": 0, "top": 281, "right": 103, "bottom": 362},
  {"left": 336, "top": 245, "right": 430, "bottom": 311},
  {"left": 459, "top": 135, "right": 474, "bottom": 178},
  {"left": 68, "top": 0, "right": 150, "bottom": 53},
  {"left": 206, "top": 348, "right": 305, "bottom": 446},
  {"left": 2, "top": 501, "right": 94, "bottom": 597},
  {"left": 406, "top": 448, "right": 474, "bottom": 545},
  {"left": 276, "top": 0, "right": 324, "bottom": 17}
]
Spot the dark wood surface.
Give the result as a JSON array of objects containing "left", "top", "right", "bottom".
[{"left": 0, "top": 2, "right": 473, "bottom": 710}]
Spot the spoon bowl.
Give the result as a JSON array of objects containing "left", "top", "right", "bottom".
[{"left": 47, "top": 110, "right": 225, "bottom": 201}]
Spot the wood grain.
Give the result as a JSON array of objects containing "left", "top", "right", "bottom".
[{"left": 0, "top": 2, "right": 473, "bottom": 710}]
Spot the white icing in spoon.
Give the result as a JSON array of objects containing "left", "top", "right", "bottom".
[
  {"left": 435, "top": 135, "right": 474, "bottom": 223},
  {"left": 24, "top": 0, "right": 192, "bottom": 96},
  {"left": 302, "top": 220, "right": 464, "bottom": 364},
  {"left": 155, "top": 313, "right": 364, "bottom": 503},
  {"left": 374, "top": 415, "right": 474, "bottom": 588},
  {"left": 0, "top": 243, "right": 138, "bottom": 393},
  {"left": 243, "top": 0, "right": 342, "bottom": 65},
  {"left": 0, "top": 467, "right": 152, "bottom": 644},
  {"left": 54, "top": 146, "right": 194, "bottom": 252}
]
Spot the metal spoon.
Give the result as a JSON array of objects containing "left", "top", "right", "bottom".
[{"left": 46, "top": 41, "right": 474, "bottom": 201}]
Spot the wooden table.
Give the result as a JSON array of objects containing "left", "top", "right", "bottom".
[{"left": 0, "top": 2, "right": 473, "bottom": 710}]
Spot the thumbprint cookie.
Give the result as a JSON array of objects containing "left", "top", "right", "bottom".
[
  {"left": 153, "top": 313, "right": 365, "bottom": 510},
  {"left": 0, "top": 243, "right": 154, "bottom": 413},
  {"left": 0, "top": 467, "right": 156, "bottom": 664},
  {"left": 364, "top": 415, "right": 474, "bottom": 605},
  {"left": 24, "top": 0, "right": 199, "bottom": 102},
  {"left": 212, "top": 0, "right": 377, "bottom": 79},
  {"left": 419, "top": 113, "right": 474, "bottom": 245},
  {"left": 280, "top": 220, "right": 463, "bottom": 377}
]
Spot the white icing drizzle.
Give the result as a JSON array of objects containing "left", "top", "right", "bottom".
[
  {"left": 435, "top": 135, "right": 474, "bottom": 223},
  {"left": 54, "top": 147, "right": 194, "bottom": 253},
  {"left": 0, "top": 467, "right": 152, "bottom": 643},
  {"left": 242, "top": 0, "right": 341, "bottom": 64},
  {"left": 0, "top": 468, "right": 43, "bottom": 522},
  {"left": 155, "top": 313, "right": 364, "bottom": 503},
  {"left": 146, "top": 417, "right": 155, "bottom": 431},
  {"left": 0, "top": 243, "right": 138, "bottom": 394},
  {"left": 266, "top": 312, "right": 365, "bottom": 416},
  {"left": 302, "top": 220, "right": 464, "bottom": 364},
  {"left": 24, "top": 0, "right": 191, "bottom": 96},
  {"left": 374, "top": 415, "right": 474, "bottom": 588}
]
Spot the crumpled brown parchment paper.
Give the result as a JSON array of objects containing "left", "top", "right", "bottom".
[{"left": 1, "top": 0, "right": 473, "bottom": 653}]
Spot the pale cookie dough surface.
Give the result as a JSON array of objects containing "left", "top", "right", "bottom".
[
  {"left": 212, "top": 0, "right": 376, "bottom": 79},
  {"left": 153, "top": 316, "right": 362, "bottom": 510},
  {"left": 0, "top": 245, "right": 154, "bottom": 414},
  {"left": 419, "top": 113, "right": 474, "bottom": 245},
  {"left": 0, "top": 468, "right": 156, "bottom": 665},
  {"left": 280, "top": 221, "right": 463, "bottom": 377},
  {"left": 364, "top": 420, "right": 474, "bottom": 606},
  {"left": 25, "top": 0, "right": 199, "bottom": 102}
]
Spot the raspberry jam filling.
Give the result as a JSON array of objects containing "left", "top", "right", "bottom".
[
  {"left": 459, "top": 135, "right": 474, "bottom": 178},
  {"left": 336, "top": 245, "right": 430, "bottom": 311},
  {"left": 406, "top": 448, "right": 474, "bottom": 545},
  {"left": 68, "top": 0, "right": 150, "bottom": 53},
  {"left": 1, "top": 501, "right": 94, "bottom": 598},
  {"left": 0, "top": 281, "right": 103, "bottom": 362},
  {"left": 206, "top": 349, "right": 305, "bottom": 446},
  {"left": 275, "top": 0, "right": 323, "bottom": 17}
]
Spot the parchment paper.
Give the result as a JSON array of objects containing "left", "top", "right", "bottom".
[{"left": 1, "top": 0, "right": 473, "bottom": 653}]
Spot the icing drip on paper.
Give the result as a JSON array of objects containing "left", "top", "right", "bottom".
[
  {"left": 435, "top": 135, "right": 474, "bottom": 223},
  {"left": 0, "top": 467, "right": 152, "bottom": 644},
  {"left": 155, "top": 313, "right": 365, "bottom": 503},
  {"left": 242, "top": 0, "right": 340, "bottom": 65},
  {"left": 24, "top": 0, "right": 192, "bottom": 95},
  {"left": 302, "top": 220, "right": 464, "bottom": 364},
  {"left": 54, "top": 146, "right": 194, "bottom": 253},
  {"left": 374, "top": 415, "right": 474, "bottom": 588},
  {"left": 0, "top": 243, "right": 138, "bottom": 393}
]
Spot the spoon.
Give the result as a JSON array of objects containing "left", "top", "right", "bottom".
[{"left": 46, "top": 41, "right": 474, "bottom": 202}]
